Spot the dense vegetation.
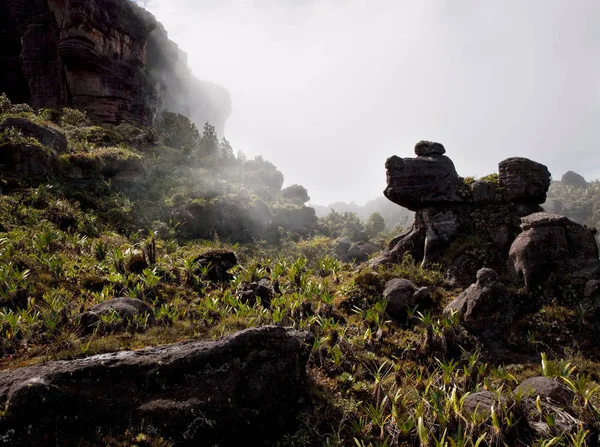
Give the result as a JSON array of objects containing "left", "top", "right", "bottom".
[{"left": 0, "top": 96, "right": 599, "bottom": 446}]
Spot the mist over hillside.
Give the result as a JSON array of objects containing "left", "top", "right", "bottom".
[{"left": 145, "top": 0, "right": 600, "bottom": 205}]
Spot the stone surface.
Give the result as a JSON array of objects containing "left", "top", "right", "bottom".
[
  {"left": 462, "top": 391, "right": 499, "bottom": 419},
  {"left": 336, "top": 239, "right": 379, "bottom": 263},
  {"left": 509, "top": 212, "right": 600, "bottom": 292},
  {"left": 78, "top": 297, "right": 154, "bottom": 333},
  {"left": 0, "top": 0, "right": 231, "bottom": 131},
  {"left": 515, "top": 377, "right": 573, "bottom": 406},
  {"left": 383, "top": 278, "right": 431, "bottom": 320},
  {"left": 384, "top": 153, "right": 465, "bottom": 211},
  {"left": 414, "top": 140, "right": 446, "bottom": 156},
  {"left": 0, "top": 326, "right": 313, "bottom": 446},
  {"left": 0, "top": 117, "right": 67, "bottom": 154},
  {"left": 445, "top": 268, "right": 514, "bottom": 335},
  {"left": 499, "top": 157, "right": 551, "bottom": 204},
  {"left": 471, "top": 180, "right": 497, "bottom": 205}
]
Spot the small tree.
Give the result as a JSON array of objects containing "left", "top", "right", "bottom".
[
  {"left": 198, "top": 122, "right": 219, "bottom": 157},
  {"left": 157, "top": 111, "right": 199, "bottom": 154},
  {"left": 281, "top": 184, "right": 310, "bottom": 203},
  {"left": 220, "top": 137, "right": 235, "bottom": 160},
  {"left": 365, "top": 212, "right": 386, "bottom": 237}
]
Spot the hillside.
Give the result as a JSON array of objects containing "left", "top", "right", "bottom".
[{"left": 0, "top": 100, "right": 598, "bottom": 445}]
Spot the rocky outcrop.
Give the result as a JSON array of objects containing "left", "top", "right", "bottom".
[
  {"left": 445, "top": 268, "right": 514, "bottom": 336},
  {"left": 0, "top": 0, "right": 231, "bottom": 131},
  {"left": 509, "top": 212, "right": 600, "bottom": 295},
  {"left": 0, "top": 326, "right": 313, "bottom": 446},
  {"left": 0, "top": 117, "right": 67, "bottom": 154},
  {"left": 374, "top": 141, "right": 550, "bottom": 286},
  {"left": 335, "top": 239, "right": 379, "bottom": 263},
  {"left": 384, "top": 141, "right": 465, "bottom": 211},
  {"left": 498, "top": 157, "right": 551, "bottom": 204},
  {"left": 383, "top": 278, "right": 432, "bottom": 320}
]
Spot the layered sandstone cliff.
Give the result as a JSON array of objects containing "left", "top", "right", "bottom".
[{"left": 0, "top": 0, "right": 231, "bottom": 132}]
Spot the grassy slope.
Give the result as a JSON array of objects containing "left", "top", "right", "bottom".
[{"left": 0, "top": 105, "right": 599, "bottom": 446}]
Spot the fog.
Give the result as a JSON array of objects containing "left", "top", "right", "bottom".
[{"left": 145, "top": 0, "right": 600, "bottom": 206}]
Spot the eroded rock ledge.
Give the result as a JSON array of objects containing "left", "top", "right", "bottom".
[{"left": 0, "top": 326, "right": 313, "bottom": 446}]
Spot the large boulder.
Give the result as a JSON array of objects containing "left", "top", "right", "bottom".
[
  {"left": 0, "top": 326, "right": 313, "bottom": 446},
  {"left": 445, "top": 268, "right": 514, "bottom": 335},
  {"left": 509, "top": 212, "right": 600, "bottom": 293},
  {"left": 384, "top": 141, "right": 465, "bottom": 211},
  {"left": 383, "top": 278, "right": 432, "bottom": 320},
  {"left": 499, "top": 157, "right": 551, "bottom": 204}
]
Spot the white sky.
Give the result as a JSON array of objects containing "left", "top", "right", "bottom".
[{"left": 145, "top": 0, "right": 600, "bottom": 205}]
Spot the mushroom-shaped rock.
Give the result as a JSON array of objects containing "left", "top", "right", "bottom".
[
  {"left": 79, "top": 297, "right": 154, "bottom": 333},
  {"left": 498, "top": 157, "right": 551, "bottom": 204},
  {"left": 383, "top": 278, "right": 431, "bottom": 320},
  {"left": 445, "top": 268, "right": 514, "bottom": 334},
  {"left": 383, "top": 145, "right": 465, "bottom": 211},
  {"left": 509, "top": 212, "right": 600, "bottom": 292}
]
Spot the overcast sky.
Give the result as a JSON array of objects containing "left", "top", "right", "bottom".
[{"left": 145, "top": 0, "right": 600, "bottom": 205}]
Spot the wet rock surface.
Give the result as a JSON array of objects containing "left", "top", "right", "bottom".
[{"left": 0, "top": 326, "right": 313, "bottom": 447}]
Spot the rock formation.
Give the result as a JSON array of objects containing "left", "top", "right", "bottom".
[
  {"left": 0, "top": 326, "right": 313, "bottom": 446},
  {"left": 374, "top": 141, "right": 552, "bottom": 287},
  {"left": 0, "top": 0, "right": 231, "bottom": 132},
  {"left": 509, "top": 212, "right": 600, "bottom": 296},
  {"left": 445, "top": 268, "right": 514, "bottom": 336},
  {"left": 383, "top": 278, "right": 432, "bottom": 321}
]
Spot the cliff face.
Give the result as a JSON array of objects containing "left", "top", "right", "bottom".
[{"left": 0, "top": 0, "right": 231, "bottom": 131}]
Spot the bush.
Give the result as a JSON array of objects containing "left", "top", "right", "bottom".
[
  {"left": 61, "top": 108, "right": 88, "bottom": 127},
  {"left": 157, "top": 111, "right": 199, "bottom": 153},
  {"left": 0, "top": 93, "right": 12, "bottom": 114},
  {"left": 281, "top": 184, "right": 310, "bottom": 204}
]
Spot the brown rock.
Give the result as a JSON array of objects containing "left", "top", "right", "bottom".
[{"left": 0, "top": 326, "right": 313, "bottom": 446}]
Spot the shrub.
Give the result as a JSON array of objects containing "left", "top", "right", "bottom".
[
  {"left": 61, "top": 108, "right": 88, "bottom": 127},
  {"left": 157, "top": 111, "right": 199, "bottom": 153},
  {"left": 0, "top": 93, "right": 12, "bottom": 114}
]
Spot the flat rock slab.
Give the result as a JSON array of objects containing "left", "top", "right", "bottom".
[{"left": 0, "top": 326, "right": 313, "bottom": 447}]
